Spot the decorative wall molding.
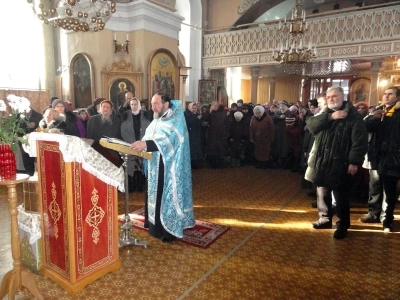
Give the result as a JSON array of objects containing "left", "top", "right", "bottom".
[
  {"left": 332, "top": 47, "right": 358, "bottom": 56},
  {"left": 107, "top": 0, "right": 183, "bottom": 40},
  {"left": 147, "top": 0, "right": 177, "bottom": 12},
  {"left": 240, "top": 56, "right": 258, "bottom": 64},
  {"left": 238, "top": 0, "right": 260, "bottom": 15},
  {"left": 361, "top": 44, "right": 390, "bottom": 54},
  {"left": 203, "top": 5, "right": 400, "bottom": 69}
]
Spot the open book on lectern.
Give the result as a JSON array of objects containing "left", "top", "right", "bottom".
[{"left": 100, "top": 137, "right": 152, "bottom": 160}]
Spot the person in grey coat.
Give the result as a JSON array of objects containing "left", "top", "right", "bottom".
[{"left": 121, "top": 97, "right": 152, "bottom": 192}]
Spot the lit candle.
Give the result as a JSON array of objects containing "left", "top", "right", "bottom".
[
  {"left": 126, "top": 32, "right": 129, "bottom": 41},
  {"left": 314, "top": 47, "right": 317, "bottom": 56},
  {"left": 114, "top": 33, "right": 116, "bottom": 40}
]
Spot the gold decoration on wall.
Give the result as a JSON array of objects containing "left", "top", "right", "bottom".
[
  {"left": 101, "top": 59, "right": 144, "bottom": 103},
  {"left": 85, "top": 188, "right": 105, "bottom": 244},
  {"left": 49, "top": 181, "right": 62, "bottom": 239}
]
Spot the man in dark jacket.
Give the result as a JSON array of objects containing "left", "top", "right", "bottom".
[
  {"left": 18, "top": 106, "right": 43, "bottom": 175},
  {"left": 363, "top": 87, "right": 400, "bottom": 232},
  {"left": 306, "top": 86, "right": 368, "bottom": 239}
]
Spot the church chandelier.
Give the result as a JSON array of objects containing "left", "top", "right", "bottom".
[
  {"left": 27, "top": 0, "right": 116, "bottom": 32},
  {"left": 272, "top": 0, "right": 317, "bottom": 64}
]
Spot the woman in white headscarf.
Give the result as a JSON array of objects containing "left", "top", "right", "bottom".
[
  {"left": 121, "top": 97, "right": 152, "bottom": 192},
  {"left": 249, "top": 105, "right": 275, "bottom": 169}
]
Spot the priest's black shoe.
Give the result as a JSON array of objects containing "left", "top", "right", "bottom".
[
  {"left": 312, "top": 220, "right": 332, "bottom": 229},
  {"left": 161, "top": 236, "right": 177, "bottom": 243},
  {"left": 333, "top": 229, "right": 348, "bottom": 239}
]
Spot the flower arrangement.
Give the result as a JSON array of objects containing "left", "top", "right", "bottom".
[{"left": 0, "top": 94, "right": 31, "bottom": 153}]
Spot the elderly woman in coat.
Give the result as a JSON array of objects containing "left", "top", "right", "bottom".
[
  {"left": 249, "top": 105, "right": 275, "bottom": 169},
  {"left": 121, "top": 97, "right": 152, "bottom": 192}
]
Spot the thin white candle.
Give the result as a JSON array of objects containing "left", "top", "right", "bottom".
[
  {"left": 114, "top": 33, "right": 116, "bottom": 40},
  {"left": 126, "top": 33, "right": 129, "bottom": 41}
]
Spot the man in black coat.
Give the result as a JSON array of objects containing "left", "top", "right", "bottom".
[
  {"left": 363, "top": 87, "right": 400, "bottom": 232},
  {"left": 306, "top": 86, "right": 368, "bottom": 239}
]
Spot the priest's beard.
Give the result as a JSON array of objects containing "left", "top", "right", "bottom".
[
  {"left": 153, "top": 107, "right": 165, "bottom": 119},
  {"left": 101, "top": 115, "right": 113, "bottom": 124}
]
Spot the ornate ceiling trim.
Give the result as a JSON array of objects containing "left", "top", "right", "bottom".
[
  {"left": 203, "top": 5, "right": 400, "bottom": 71},
  {"left": 238, "top": 0, "right": 260, "bottom": 15}
]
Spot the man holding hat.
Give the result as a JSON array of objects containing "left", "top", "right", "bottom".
[{"left": 87, "top": 100, "right": 122, "bottom": 165}]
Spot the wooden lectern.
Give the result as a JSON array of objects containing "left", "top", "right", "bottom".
[{"left": 26, "top": 133, "right": 125, "bottom": 294}]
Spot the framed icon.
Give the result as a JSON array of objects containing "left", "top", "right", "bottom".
[
  {"left": 350, "top": 78, "right": 370, "bottom": 103},
  {"left": 198, "top": 80, "right": 216, "bottom": 105}
]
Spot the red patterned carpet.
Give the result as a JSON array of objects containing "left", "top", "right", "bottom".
[
  {"left": 1, "top": 164, "right": 399, "bottom": 299},
  {"left": 119, "top": 208, "right": 229, "bottom": 248}
]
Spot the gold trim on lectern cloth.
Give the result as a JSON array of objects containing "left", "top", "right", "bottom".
[
  {"left": 49, "top": 182, "right": 62, "bottom": 239},
  {"left": 85, "top": 189, "right": 105, "bottom": 244}
]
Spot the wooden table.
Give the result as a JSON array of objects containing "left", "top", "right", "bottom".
[{"left": 0, "top": 174, "right": 43, "bottom": 300}]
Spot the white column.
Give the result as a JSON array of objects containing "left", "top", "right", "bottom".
[{"left": 250, "top": 66, "right": 261, "bottom": 104}]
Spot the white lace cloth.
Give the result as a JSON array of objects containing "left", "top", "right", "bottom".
[
  {"left": 17, "top": 205, "right": 41, "bottom": 245},
  {"left": 25, "top": 132, "right": 125, "bottom": 192}
]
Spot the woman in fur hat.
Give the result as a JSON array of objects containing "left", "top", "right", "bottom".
[
  {"left": 38, "top": 108, "right": 67, "bottom": 134},
  {"left": 52, "top": 98, "right": 85, "bottom": 137}
]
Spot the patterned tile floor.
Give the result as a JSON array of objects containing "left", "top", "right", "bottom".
[{"left": 0, "top": 165, "right": 399, "bottom": 299}]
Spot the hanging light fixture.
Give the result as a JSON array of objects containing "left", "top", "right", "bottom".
[
  {"left": 27, "top": 0, "right": 116, "bottom": 32},
  {"left": 272, "top": 0, "right": 317, "bottom": 64}
]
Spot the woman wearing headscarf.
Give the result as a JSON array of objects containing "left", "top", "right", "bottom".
[
  {"left": 249, "top": 105, "right": 275, "bottom": 169},
  {"left": 121, "top": 97, "right": 152, "bottom": 192},
  {"left": 184, "top": 102, "right": 203, "bottom": 169},
  {"left": 52, "top": 99, "right": 86, "bottom": 137},
  {"left": 228, "top": 111, "right": 248, "bottom": 167}
]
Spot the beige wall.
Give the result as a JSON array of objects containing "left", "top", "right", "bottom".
[
  {"left": 202, "top": 0, "right": 242, "bottom": 32},
  {"left": 240, "top": 79, "right": 251, "bottom": 103},
  {"left": 65, "top": 29, "right": 178, "bottom": 106},
  {"left": 257, "top": 78, "right": 269, "bottom": 104},
  {"left": 275, "top": 76, "right": 302, "bottom": 105}
]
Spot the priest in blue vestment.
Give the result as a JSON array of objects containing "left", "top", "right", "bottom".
[{"left": 131, "top": 93, "right": 195, "bottom": 242}]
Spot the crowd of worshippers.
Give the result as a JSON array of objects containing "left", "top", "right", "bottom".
[
  {"left": 184, "top": 97, "right": 340, "bottom": 171},
  {"left": 16, "top": 86, "right": 399, "bottom": 237},
  {"left": 19, "top": 91, "right": 379, "bottom": 185}
]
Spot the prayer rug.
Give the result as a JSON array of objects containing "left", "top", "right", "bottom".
[{"left": 118, "top": 208, "right": 229, "bottom": 249}]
